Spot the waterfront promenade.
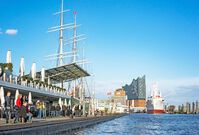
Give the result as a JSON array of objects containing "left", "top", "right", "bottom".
[{"left": 0, "top": 114, "right": 125, "bottom": 135}]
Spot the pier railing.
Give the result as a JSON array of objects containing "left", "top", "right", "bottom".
[{"left": 0, "top": 73, "right": 69, "bottom": 98}]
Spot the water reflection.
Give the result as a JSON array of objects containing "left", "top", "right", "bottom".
[{"left": 70, "top": 114, "right": 199, "bottom": 135}]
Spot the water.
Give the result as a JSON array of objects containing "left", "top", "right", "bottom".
[{"left": 72, "top": 114, "right": 199, "bottom": 135}]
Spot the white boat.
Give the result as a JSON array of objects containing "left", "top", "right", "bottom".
[{"left": 147, "top": 83, "right": 164, "bottom": 114}]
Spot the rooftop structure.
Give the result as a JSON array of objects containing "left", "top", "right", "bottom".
[
  {"left": 23, "top": 63, "right": 90, "bottom": 84},
  {"left": 114, "top": 88, "right": 126, "bottom": 97}
]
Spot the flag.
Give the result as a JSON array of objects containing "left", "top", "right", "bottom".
[
  {"left": 73, "top": 11, "right": 77, "bottom": 15},
  {"left": 107, "top": 92, "right": 112, "bottom": 96}
]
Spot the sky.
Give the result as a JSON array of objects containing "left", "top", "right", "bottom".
[{"left": 0, "top": 0, "right": 199, "bottom": 105}]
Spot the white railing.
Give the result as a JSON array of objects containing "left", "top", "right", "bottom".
[{"left": 0, "top": 74, "right": 68, "bottom": 97}]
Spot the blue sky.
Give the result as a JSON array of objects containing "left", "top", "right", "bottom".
[{"left": 0, "top": 0, "right": 199, "bottom": 105}]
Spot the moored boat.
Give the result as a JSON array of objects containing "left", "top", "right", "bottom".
[{"left": 146, "top": 83, "right": 164, "bottom": 114}]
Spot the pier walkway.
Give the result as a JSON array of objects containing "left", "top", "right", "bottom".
[{"left": 0, "top": 114, "right": 126, "bottom": 135}]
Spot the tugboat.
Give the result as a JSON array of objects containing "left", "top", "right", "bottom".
[{"left": 147, "top": 83, "right": 164, "bottom": 114}]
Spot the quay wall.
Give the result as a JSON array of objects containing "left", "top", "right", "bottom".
[{"left": 0, "top": 114, "right": 126, "bottom": 135}]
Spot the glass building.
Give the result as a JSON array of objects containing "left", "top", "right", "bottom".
[{"left": 123, "top": 75, "right": 146, "bottom": 100}]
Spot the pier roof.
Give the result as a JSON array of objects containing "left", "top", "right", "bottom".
[{"left": 25, "top": 63, "right": 90, "bottom": 83}]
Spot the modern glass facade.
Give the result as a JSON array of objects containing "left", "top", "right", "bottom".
[{"left": 123, "top": 75, "right": 146, "bottom": 100}]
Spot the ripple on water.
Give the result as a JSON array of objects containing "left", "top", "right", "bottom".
[{"left": 70, "top": 114, "right": 199, "bottom": 135}]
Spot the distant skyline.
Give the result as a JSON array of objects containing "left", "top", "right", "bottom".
[{"left": 0, "top": 0, "right": 199, "bottom": 105}]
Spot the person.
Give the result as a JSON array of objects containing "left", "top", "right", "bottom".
[
  {"left": 66, "top": 106, "right": 70, "bottom": 116},
  {"left": 101, "top": 111, "right": 103, "bottom": 116},
  {"left": 56, "top": 104, "right": 61, "bottom": 116},
  {"left": 85, "top": 111, "right": 88, "bottom": 117},
  {"left": 25, "top": 96, "right": 28, "bottom": 102},
  {"left": 26, "top": 103, "right": 33, "bottom": 123},
  {"left": 72, "top": 106, "right": 75, "bottom": 116},
  {"left": 20, "top": 95, "right": 23, "bottom": 106},
  {"left": 62, "top": 105, "right": 67, "bottom": 117},
  {"left": 14, "top": 94, "right": 21, "bottom": 123},
  {"left": 5, "top": 91, "right": 11, "bottom": 124},
  {"left": 19, "top": 102, "right": 27, "bottom": 123},
  {"left": 94, "top": 110, "right": 97, "bottom": 117},
  {"left": 41, "top": 101, "right": 46, "bottom": 118},
  {"left": 16, "top": 95, "right": 21, "bottom": 107},
  {"left": 50, "top": 105, "right": 56, "bottom": 117},
  {"left": 21, "top": 95, "right": 26, "bottom": 106},
  {"left": 70, "top": 107, "right": 73, "bottom": 119},
  {"left": 36, "top": 100, "right": 41, "bottom": 118}
]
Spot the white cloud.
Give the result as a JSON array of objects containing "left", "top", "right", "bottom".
[{"left": 5, "top": 29, "right": 18, "bottom": 35}]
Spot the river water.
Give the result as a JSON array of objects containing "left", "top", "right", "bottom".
[{"left": 72, "top": 114, "right": 199, "bottom": 135}]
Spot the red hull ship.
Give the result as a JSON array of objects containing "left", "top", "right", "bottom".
[{"left": 147, "top": 83, "right": 164, "bottom": 114}]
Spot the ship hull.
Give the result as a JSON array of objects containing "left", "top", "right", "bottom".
[
  {"left": 146, "top": 98, "right": 164, "bottom": 114},
  {"left": 147, "top": 109, "right": 164, "bottom": 114}
]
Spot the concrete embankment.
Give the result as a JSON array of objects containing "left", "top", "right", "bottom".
[{"left": 0, "top": 114, "right": 126, "bottom": 135}]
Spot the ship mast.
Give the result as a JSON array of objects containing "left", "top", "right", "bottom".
[
  {"left": 46, "top": 0, "right": 73, "bottom": 67},
  {"left": 58, "top": 0, "right": 64, "bottom": 66},
  {"left": 46, "top": 0, "right": 91, "bottom": 114},
  {"left": 151, "top": 82, "right": 161, "bottom": 98},
  {"left": 72, "top": 11, "right": 77, "bottom": 98},
  {"left": 72, "top": 11, "right": 77, "bottom": 63}
]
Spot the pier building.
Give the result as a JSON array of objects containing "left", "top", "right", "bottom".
[{"left": 0, "top": 51, "right": 90, "bottom": 115}]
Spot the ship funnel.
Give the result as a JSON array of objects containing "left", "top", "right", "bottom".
[
  {"left": 31, "top": 62, "right": 36, "bottom": 80},
  {"left": 19, "top": 57, "right": 25, "bottom": 76},
  {"left": 41, "top": 67, "right": 45, "bottom": 82},
  {"left": 6, "top": 50, "right": 12, "bottom": 63}
]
